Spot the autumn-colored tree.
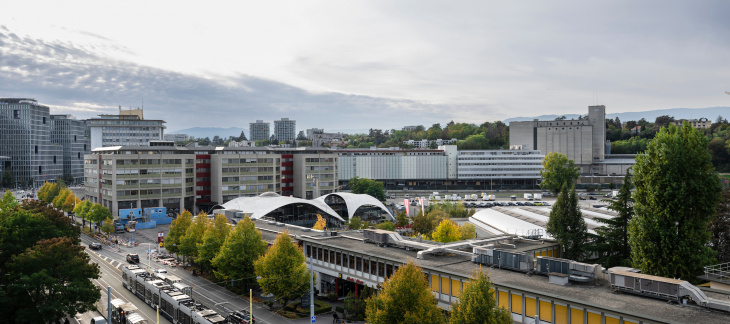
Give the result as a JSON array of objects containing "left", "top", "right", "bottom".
[
  {"left": 165, "top": 210, "right": 193, "bottom": 255},
  {"left": 179, "top": 211, "right": 210, "bottom": 262},
  {"left": 458, "top": 223, "right": 477, "bottom": 240},
  {"left": 212, "top": 216, "right": 268, "bottom": 288},
  {"left": 52, "top": 188, "right": 70, "bottom": 208},
  {"left": 101, "top": 216, "right": 115, "bottom": 236},
  {"left": 395, "top": 211, "right": 409, "bottom": 227},
  {"left": 197, "top": 214, "right": 232, "bottom": 271},
  {"left": 73, "top": 200, "right": 92, "bottom": 229},
  {"left": 365, "top": 261, "right": 445, "bottom": 324},
  {"left": 449, "top": 268, "right": 511, "bottom": 324},
  {"left": 255, "top": 231, "right": 309, "bottom": 308},
  {"left": 313, "top": 214, "right": 327, "bottom": 230},
  {"left": 62, "top": 192, "right": 77, "bottom": 212},
  {"left": 432, "top": 219, "right": 461, "bottom": 243}
]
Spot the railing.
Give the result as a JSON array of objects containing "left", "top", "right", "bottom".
[{"left": 705, "top": 262, "right": 730, "bottom": 280}]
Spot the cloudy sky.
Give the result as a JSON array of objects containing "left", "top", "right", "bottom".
[{"left": 1, "top": 0, "right": 729, "bottom": 133}]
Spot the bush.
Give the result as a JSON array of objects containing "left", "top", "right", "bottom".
[
  {"left": 263, "top": 300, "right": 274, "bottom": 309},
  {"left": 328, "top": 292, "right": 338, "bottom": 302},
  {"left": 335, "top": 306, "right": 344, "bottom": 314}
]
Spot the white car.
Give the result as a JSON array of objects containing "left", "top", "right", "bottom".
[{"left": 154, "top": 268, "right": 168, "bottom": 276}]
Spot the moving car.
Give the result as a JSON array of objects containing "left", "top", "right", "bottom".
[
  {"left": 89, "top": 242, "right": 102, "bottom": 250},
  {"left": 126, "top": 253, "right": 140, "bottom": 264}
]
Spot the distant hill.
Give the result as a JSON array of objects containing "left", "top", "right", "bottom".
[
  {"left": 168, "top": 127, "right": 246, "bottom": 139},
  {"left": 504, "top": 107, "right": 730, "bottom": 124}
]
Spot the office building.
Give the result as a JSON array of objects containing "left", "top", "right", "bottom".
[
  {"left": 84, "top": 145, "right": 337, "bottom": 216},
  {"left": 274, "top": 118, "right": 296, "bottom": 143},
  {"left": 312, "top": 132, "right": 346, "bottom": 147},
  {"left": 403, "top": 138, "right": 458, "bottom": 149},
  {"left": 164, "top": 133, "right": 189, "bottom": 142},
  {"left": 50, "top": 114, "right": 89, "bottom": 184},
  {"left": 86, "top": 107, "right": 165, "bottom": 150},
  {"left": 0, "top": 98, "right": 63, "bottom": 187},
  {"left": 249, "top": 120, "right": 270, "bottom": 142},
  {"left": 306, "top": 128, "right": 324, "bottom": 140},
  {"left": 457, "top": 149, "right": 544, "bottom": 187}
]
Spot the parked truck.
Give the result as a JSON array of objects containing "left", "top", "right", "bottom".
[
  {"left": 533, "top": 193, "right": 542, "bottom": 200},
  {"left": 524, "top": 193, "right": 533, "bottom": 201},
  {"left": 484, "top": 195, "right": 496, "bottom": 201}
]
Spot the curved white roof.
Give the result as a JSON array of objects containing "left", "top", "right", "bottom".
[
  {"left": 316, "top": 192, "right": 394, "bottom": 220},
  {"left": 471, "top": 209, "right": 553, "bottom": 240},
  {"left": 218, "top": 192, "right": 344, "bottom": 221}
]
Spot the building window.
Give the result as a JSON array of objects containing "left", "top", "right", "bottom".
[
  {"left": 53, "top": 156, "right": 57, "bottom": 164},
  {"left": 39, "top": 166, "right": 42, "bottom": 174},
  {"left": 35, "top": 145, "right": 38, "bottom": 154},
  {"left": 13, "top": 110, "right": 19, "bottom": 119},
  {"left": 43, "top": 117, "right": 46, "bottom": 124},
  {"left": 371, "top": 260, "right": 377, "bottom": 275},
  {"left": 336, "top": 252, "right": 341, "bottom": 266}
]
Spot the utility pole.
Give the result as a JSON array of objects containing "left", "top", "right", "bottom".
[
  {"left": 107, "top": 286, "right": 111, "bottom": 322},
  {"left": 310, "top": 258, "right": 315, "bottom": 323}
]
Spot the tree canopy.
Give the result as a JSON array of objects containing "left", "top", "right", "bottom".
[
  {"left": 710, "top": 186, "right": 730, "bottom": 263},
  {"left": 449, "top": 268, "right": 511, "bottom": 324},
  {"left": 0, "top": 190, "right": 18, "bottom": 211},
  {"left": 432, "top": 219, "right": 461, "bottom": 243},
  {"left": 589, "top": 172, "right": 634, "bottom": 267},
  {"left": 212, "top": 216, "right": 267, "bottom": 288},
  {"left": 164, "top": 210, "right": 193, "bottom": 255},
  {"left": 348, "top": 216, "right": 364, "bottom": 230},
  {"left": 630, "top": 123, "right": 722, "bottom": 281},
  {"left": 349, "top": 177, "right": 386, "bottom": 202},
  {"left": 197, "top": 214, "right": 232, "bottom": 271},
  {"left": 313, "top": 214, "right": 327, "bottom": 230},
  {"left": 255, "top": 231, "right": 309, "bottom": 307},
  {"left": 365, "top": 261, "right": 445, "bottom": 324},
  {"left": 179, "top": 212, "right": 210, "bottom": 261},
  {"left": 539, "top": 152, "right": 579, "bottom": 195},
  {"left": 546, "top": 185, "right": 587, "bottom": 261}
]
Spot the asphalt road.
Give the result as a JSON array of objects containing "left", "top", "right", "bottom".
[{"left": 80, "top": 231, "right": 314, "bottom": 324}]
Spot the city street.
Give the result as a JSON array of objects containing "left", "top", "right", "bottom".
[{"left": 80, "top": 231, "right": 318, "bottom": 324}]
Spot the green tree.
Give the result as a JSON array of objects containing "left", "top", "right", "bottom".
[
  {"left": 395, "top": 211, "right": 409, "bottom": 228},
  {"left": 1, "top": 190, "right": 19, "bottom": 211},
  {"left": 212, "top": 216, "right": 268, "bottom": 289},
  {"left": 710, "top": 186, "right": 730, "bottom": 263},
  {"left": 630, "top": 123, "right": 722, "bottom": 280},
  {"left": 255, "top": 231, "right": 309, "bottom": 308},
  {"left": 539, "top": 152, "right": 579, "bottom": 195},
  {"left": 165, "top": 210, "right": 193, "bottom": 255},
  {"left": 546, "top": 185, "right": 587, "bottom": 260},
  {"left": 36, "top": 182, "right": 50, "bottom": 202},
  {"left": 73, "top": 200, "right": 92, "bottom": 229},
  {"left": 1, "top": 237, "right": 101, "bottom": 323},
  {"left": 197, "top": 214, "right": 232, "bottom": 271},
  {"left": 458, "top": 223, "right": 477, "bottom": 240},
  {"left": 86, "top": 203, "right": 111, "bottom": 233},
  {"left": 179, "top": 212, "right": 210, "bottom": 262},
  {"left": 375, "top": 221, "right": 396, "bottom": 231},
  {"left": 348, "top": 216, "right": 363, "bottom": 230},
  {"left": 589, "top": 172, "right": 634, "bottom": 267},
  {"left": 432, "top": 219, "right": 461, "bottom": 243},
  {"left": 412, "top": 209, "right": 447, "bottom": 238},
  {"left": 349, "top": 177, "right": 386, "bottom": 202},
  {"left": 365, "top": 261, "right": 445, "bottom": 324},
  {"left": 101, "top": 216, "right": 115, "bottom": 236},
  {"left": 448, "top": 268, "right": 511, "bottom": 324}
]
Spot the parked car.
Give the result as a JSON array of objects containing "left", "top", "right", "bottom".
[
  {"left": 126, "top": 253, "right": 140, "bottom": 264},
  {"left": 154, "top": 268, "right": 167, "bottom": 276},
  {"left": 88, "top": 242, "right": 102, "bottom": 250}
]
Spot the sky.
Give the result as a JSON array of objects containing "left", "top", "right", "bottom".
[{"left": 1, "top": 0, "right": 729, "bottom": 134}]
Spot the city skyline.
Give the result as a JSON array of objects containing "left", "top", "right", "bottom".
[{"left": 2, "top": 1, "right": 729, "bottom": 132}]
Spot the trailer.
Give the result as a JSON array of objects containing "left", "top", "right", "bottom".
[{"left": 533, "top": 193, "right": 542, "bottom": 200}]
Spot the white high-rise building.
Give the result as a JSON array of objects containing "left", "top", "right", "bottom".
[
  {"left": 274, "top": 118, "right": 296, "bottom": 143},
  {"left": 86, "top": 107, "right": 165, "bottom": 150}
]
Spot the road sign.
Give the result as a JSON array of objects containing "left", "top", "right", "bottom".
[{"left": 311, "top": 315, "right": 316, "bottom": 323}]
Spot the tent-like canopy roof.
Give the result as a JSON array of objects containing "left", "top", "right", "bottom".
[
  {"left": 316, "top": 192, "right": 393, "bottom": 220},
  {"left": 217, "top": 192, "right": 344, "bottom": 221}
]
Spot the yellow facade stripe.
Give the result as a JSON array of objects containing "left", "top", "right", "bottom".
[
  {"left": 555, "top": 304, "right": 568, "bottom": 324},
  {"left": 588, "top": 311, "right": 601, "bottom": 324},
  {"left": 441, "top": 276, "right": 450, "bottom": 295},
  {"left": 431, "top": 274, "right": 439, "bottom": 292},
  {"left": 511, "top": 293, "right": 523, "bottom": 314},
  {"left": 451, "top": 279, "right": 461, "bottom": 297},
  {"left": 571, "top": 308, "right": 584, "bottom": 324},
  {"left": 498, "top": 291, "right": 509, "bottom": 309},
  {"left": 525, "top": 297, "right": 537, "bottom": 318},
  {"left": 540, "top": 300, "right": 552, "bottom": 321}
]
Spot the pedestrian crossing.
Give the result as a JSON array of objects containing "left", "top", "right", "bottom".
[{"left": 98, "top": 255, "right": 124, "bottom": 270}]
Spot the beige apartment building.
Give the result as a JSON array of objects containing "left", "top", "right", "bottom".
[{"left": 84, "top": 144, "right": 337, "bottom": 216}]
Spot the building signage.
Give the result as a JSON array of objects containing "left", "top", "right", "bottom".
[{"left": 346, "top": 276, "right": 364, "bottom": 285}]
